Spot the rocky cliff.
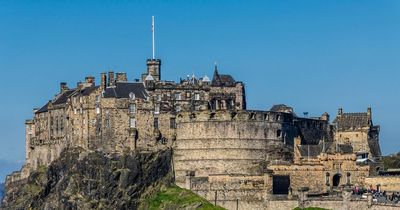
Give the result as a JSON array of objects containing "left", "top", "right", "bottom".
[
  {"left": 0, "top": 182, "right": 4, "bottom": 206},
  {"left": 1, "top": 148, "right": 174, "bottom": 210}
]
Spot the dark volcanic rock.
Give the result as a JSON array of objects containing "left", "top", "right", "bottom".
[{"left": 1, "top": 148, "right": 173, "bottom": 210}]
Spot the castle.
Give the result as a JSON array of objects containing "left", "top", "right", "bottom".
[{"left": 9, "top": 57, "right": 398, "bottom": 209}]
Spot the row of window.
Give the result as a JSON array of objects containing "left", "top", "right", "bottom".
[
  {"left": 127, "top": 117, "right": 177, "bottom": 129},
  {"left": 154, "top": 92, "right": 201, "bottom": 101}
]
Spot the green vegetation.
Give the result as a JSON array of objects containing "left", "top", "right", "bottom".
[
  {"left": 293, "top": 207, "right": 330, "bottom": 210},
  {"left": 140, "top": 185, "right": 226, "bottom": 210},
  {"left": 383, "top": 152, "right": 400, "bottom": 169}
]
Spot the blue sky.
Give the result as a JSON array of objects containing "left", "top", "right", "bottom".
[{"left": 0, "top": 0, "right": 399, "bottom": 172}]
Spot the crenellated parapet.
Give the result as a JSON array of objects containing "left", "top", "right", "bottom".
[{"left": 176, "top": 110, "right": 294, "bottom": 124}]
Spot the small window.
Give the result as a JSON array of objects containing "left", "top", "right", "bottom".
[
  {"left": 175, "top": 93, "right": 181, "bottom": 100},
  {"left": 130, "top": 118, "right": 136, "bottom": 128},
  {"left": 74, "top": 108, "right": 77, "bottom": 115},
  {"left": 195, "top": 93, "right": 200, "bottom": 101},
  {"left": 79, "top": 97, "right": 83, "bottom": 103},
  {"left": 129, "top": 104, "right": 136, "bottom": 114},
  {"left": 154, "top": 117, "right": 159, "bottom": 129},
  {"left": 156, "top": 94, "right": 162, "bottom": 101},
  {"left": 186, "top": 92, "right": 191, "bottom": 99},
  {"left": 95, "top": 95, "right": 100, "bottom": 103},
  {"left": 154, "top": 104, "right": 160, "bottom": 114},
  {"left": 170, "top": 118, "right": 176, "bottom": 129},
  {"left": 96, "top": 106, "right": 100, "bottom": 114},
  {"left": 175, "top": 105, "right": 181, "bottom": 112},
  {"left": 105, "top": 111, "right": 110, "bottom": 128},
  {"left": 277, "top": 130, "right": 282, "bottom": 138}
]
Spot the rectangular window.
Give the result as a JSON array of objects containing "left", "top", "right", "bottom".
[
  {"left": 130, "top": 118, "right": 136, "bottom": 128},
  {"left": 74, "top": 108, "right": 77, "bottom": 115},
  {"left": 96, "top": 95, "right": 100, "bottom": 103},
  {"left": 129, "top": 104, "right": 136, "bottom": 114},
  {"left": 175, "top": 105, "right": 181, "bottom": 112},
  {"left": 154, "top": 117, "right": 159, "bottom": 129},
  {"left": 170, "top": 118, "right": 176, "bottom": 129},
  {"left": 154, "top": 104, "right": 160, "bottom": 114},
  {"left": 156, "top": 94, "right": 162, "bottom": 101},
  {"left": 105, "top": 111, "right": 110, "bottom": 128},
  {"left": 174, "top": 93, "right": 181, "bottom": 100},
  {"left": 96, "top": 107, "right": 101, "bottom": 114},
  {"left": 195, "top": 93, "right": 200, "bottom": 101}
]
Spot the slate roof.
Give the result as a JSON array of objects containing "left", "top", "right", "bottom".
[
  {"left": 298, "top": 144, "right": 324, "bottom": 157},
  {"left": 103, "top": 82, "right": 148, "bottom": 99},
  {"left": 211, "top": 68, "right": 236, "bottom": 87},
  {"left": 333, "top": 113, "right": 371, "bottom": 129},
  {"left": 298, "top": 142, "right": 353, "bottom": 157},
  {"left": 36, "top": 89, "right": 77, "bottom": 113},
  {"left": 53, "top": 89, "right": 76, "bottom": 105},
  {"left": 36, "top": 102, "right": 49, "bottom": 114}
]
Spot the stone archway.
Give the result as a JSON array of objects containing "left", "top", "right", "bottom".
[{"left": 333, "top": 174, "right": 341, "bottom": 187}]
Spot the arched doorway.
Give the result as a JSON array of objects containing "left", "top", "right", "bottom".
[{"left": 333, "top": 174, "right": 341, "bottom": 187}]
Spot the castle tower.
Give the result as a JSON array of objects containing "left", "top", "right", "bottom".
[{"left": 147, "top": 59, "right": 161, "bottom": 81}]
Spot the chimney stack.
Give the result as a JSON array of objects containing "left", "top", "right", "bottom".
[
  {"left": 116, "top": 72, "right": 127, "bottom": 82},
  {"left": 108, "top": 71, "right": 115, "bottom": 86},
  {"left": 85, "top": 76, "right": 95, "bottom": 87},
  {"left": 77, "top": 81, "right": 83, "bottom": 90},
  {"left": 100, "top": 72, "right": 107, "bottom": 89},
  {"left": 60, "top": 82, "right": 69, "bottom": 93}
]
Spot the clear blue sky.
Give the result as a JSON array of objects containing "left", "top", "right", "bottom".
[{"left": 0, "top": 0, "right": 399, "bottom": 169}]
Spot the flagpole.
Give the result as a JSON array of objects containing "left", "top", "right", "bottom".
[{"left": 152, "top": 16, "right": 155, "bottom": 59}]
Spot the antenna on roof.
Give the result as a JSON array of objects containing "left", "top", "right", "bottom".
[{"left": 152, "top": 16, "right": 155, "bottom": 59}]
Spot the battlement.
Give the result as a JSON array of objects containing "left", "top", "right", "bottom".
[{"left": 176, "top": 110, "right": 294, "bottom": 124}]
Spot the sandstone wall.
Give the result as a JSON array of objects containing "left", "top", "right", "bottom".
[{"left": 365, "top": 176, "right": 400, "bottom": 192}]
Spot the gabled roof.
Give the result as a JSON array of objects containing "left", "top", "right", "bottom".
[
  {"left": 36, "top": 89, "right": 77, "bottom": 114},
  {"left": 333, "top": 112, "right": 371, "bottom": 129},
  {"left": 103, "top": 82, "right": 148, "bottom": 99},
  {"left": 211, "top": 67, "right": 236, "bottom": 87},
  {"left": 36, "top": 102, "right": 49, "bottom": 114},
  {"left": 53, "top": 89, "right": 76, "bottom": 105}
]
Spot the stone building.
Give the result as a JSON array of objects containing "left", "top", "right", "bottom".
[
  {"left": 9, "top": 57, "right": 387, "bottom": 210},
  {"left": 23, "top": 58, "right": 246, "bottom": 173}
]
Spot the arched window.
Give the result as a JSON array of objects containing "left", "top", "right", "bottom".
[
  {"left": 325, "top": 172, "right": 330, "bottom": 186},
  {"left": 346, "top": 172, "right": 351, "bottom": 184}
]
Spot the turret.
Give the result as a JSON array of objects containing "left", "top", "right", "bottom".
[{"left": 142, "top": 59, "right": 161, "bottom": 81}]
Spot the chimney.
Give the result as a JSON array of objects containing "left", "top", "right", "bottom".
[
  {"left": 108, "top": 71, "right": 115, "bottom": 86},
  {"left": 100, "top": 72, "right": 107, "bottom": 89},
  {"left": 60, "top": 82, "right": 69, "bottom": 93},
  {"left": 85, "top": 76, "right": 95, "bottom": 87},
  {"left": 338, "top": 107, "right": 343, "bottom": 116},
  {"left": 77, "top": 81, "right": 83, "bottom": 90},
  {"left": 116, "top": 72, "right": 127, "bottom": 82}
]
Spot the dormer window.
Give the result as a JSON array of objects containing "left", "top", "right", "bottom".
[{"left": 129, "top": 92, "right": 136, "bottom": 100}]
